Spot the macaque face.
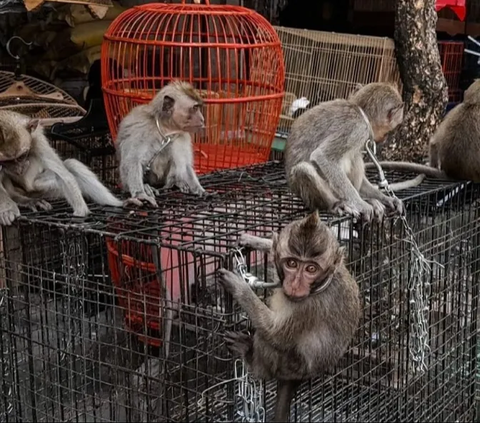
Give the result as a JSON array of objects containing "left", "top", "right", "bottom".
[
  {"left": 373, "top": 103, "right": 404, "bottom": 143},
  {"left": 0, "top": 151, "right": 30, "bottom": 175},
  {"left": 279, "top": 256, "right": 328, "bottom": 300},
  {"left": 274, "top": 212, "right": 341, "bottom": 301},
  {"left": 163, "top": 93, "right": 205, "bottom": 133}
]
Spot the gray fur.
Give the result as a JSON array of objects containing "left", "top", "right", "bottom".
[
  {"left": 116, "top": 81, "right": 206, "bottom": 208},
  {"left": 219, "top": 213, "right": 361, "bottom": 422},
  {"left": 0, "top": 110, "right": 122, "bottom": 225},
  {"left": 367, "top": 79, "right": 480, "bottom": 184},
  {"left": 284, "top": 83, "right": 404, "bottom": 222}
]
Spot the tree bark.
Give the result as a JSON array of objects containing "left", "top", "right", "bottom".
[{"left": 381, "top": 0, "right": 448, "bottom": 162}]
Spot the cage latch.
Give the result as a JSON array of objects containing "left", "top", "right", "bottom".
[{"left": 232, "top": 247, "right": 279, "bottom": 289}]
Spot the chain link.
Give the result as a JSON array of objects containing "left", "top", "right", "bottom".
[{"left": 365, "top": 139, "right": 440, "bottom": 375}]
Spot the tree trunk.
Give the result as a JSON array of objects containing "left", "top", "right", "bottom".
[{"left": 381, "top": 0, "right": 448, "bottom": 162}]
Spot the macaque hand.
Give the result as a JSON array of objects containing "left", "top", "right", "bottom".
[
  {"left": 72, "top": 204, "right": 91, "bottom": 217},
  {"left": 123, "top": 193, "right": 158, "bottom": 208},
  {"left": 224, "top": 331, "right": 253, "bottom": 358},
  {"left": 0, "top": 202, "right": 20, "bottom": 226},
  {"left": 218, "top": 268, "right": 248, "bottom": 298}
]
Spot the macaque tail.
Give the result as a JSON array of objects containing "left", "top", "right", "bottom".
[
  {"left": 364, "top": 161, "right": 448, "bottom": 179},
  {"left": 63, "top": 159, "right": 123, "bottom": 207},
  {"left": 273, "top": 379, "right": 301, "bottom": 422}
]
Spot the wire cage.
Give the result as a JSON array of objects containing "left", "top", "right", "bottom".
[
  {"left": 274, "top": 26, "right": 402, "bottom": 136},
  {"left": 101, "top": 0, "right": 285, "bottom": 175},
  {"left": 0, "top": 161, "right": 478, "bottom": 422},
  {"left": 438, "top": 40, "right": 465, "bottom": 104}
]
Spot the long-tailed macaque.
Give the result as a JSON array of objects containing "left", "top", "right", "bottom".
[
  {"left": 218, "top": 212, "right": 361, "bottom": 422},
  {"left": 116, "top": 80, "right": 207, "bottom": 207},
  {"left": 364, "top": 79, "right": 480, "bottom": 183},
  {"left": 0, "top": 110, "right": 123, "bottom": 225},
  {"left": 285, "top": 83, "right": 405, "bottom": 222}
]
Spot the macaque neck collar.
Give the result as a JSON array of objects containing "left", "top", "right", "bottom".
[
  {"left": 155, "top": 116, "right": 182, "bottom": 142},
  {"left": 357, "top": 107, "right": 375, "bottom": 145},
  {"left": 144, "top": 116, "right": 182, "bottom": 174},
  {"left": 310, "top": 268, "right": 337, "bottom": 296}
]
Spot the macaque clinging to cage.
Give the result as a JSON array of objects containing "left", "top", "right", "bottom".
[
  {"left": 218, "top": 211, "right": 361, "bottom": 422},
  {"left": 364, "top": 79, "right": 480, "bottom": 184},
  {"left": 0, "top": 110, "right": 123, "bottom": 225},
  {"left": 285, "top": 82, "right": 407, "bottom": 222},
  {"left": 116, "top": 80, "right": 207, "bottom": 207}
]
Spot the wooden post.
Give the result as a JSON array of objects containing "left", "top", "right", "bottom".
[{"left": 382, "top": 0, "right": 448, "bottom": 162}]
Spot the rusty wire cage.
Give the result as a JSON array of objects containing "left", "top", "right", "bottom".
[
  {"left": 274, "top": 27, "right": 402, "bottom": 136},
  {"left": 101, "top": 0, "right": 285, "bottom": 174},
  {"left": 0, "top": 162, "right": 478, "bottom": 422},
  {"left": 438, "top": 40, "right": 465, "bottom": 104}
]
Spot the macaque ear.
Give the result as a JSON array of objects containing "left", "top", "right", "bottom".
[
  {"left": 26, "top": 118, "right": 40, "bottom": 133},
  {"left": 162, "top": 95, "right": 175, "bottom": 114}
]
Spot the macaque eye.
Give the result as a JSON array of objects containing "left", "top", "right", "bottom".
[
  {"left": 286, "top": 259, "right": 297, "bottom": 268},
  {"left": 306, "top": 264, "right": 319, "bottom": 274},
  {"left": 192, "top": 104, "right": 200, "bottom": 112}
]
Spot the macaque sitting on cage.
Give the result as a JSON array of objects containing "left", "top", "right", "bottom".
[
  {"left": 0, "top": 110, "right": 123, "bottom": 225},
  {"left": 364, "top": 79, "right": 480, "bottom": 184},
  {"left": 116, "top": 80, "right": 207, "bottom": 208},
  {"left": 285, "top": 82, "right": 408, "bottom": 223},
  {"left": 218, "top": 212, "right": 361, "bottom": 422}
]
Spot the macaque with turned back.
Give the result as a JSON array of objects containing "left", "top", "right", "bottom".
[
  {"left": 0, "top": 110, "right": 123, "bottom": 225},
  {"left": 116, "top": 80, "right": 207, "bottom": 207},
  {"left": 365, "top": 79, "right": 480, "bottom": 183},
  {"left": 218, "top": 212, "right": 361, "bottom": 422},
  {"left": 285, "top": 82, "right": 408, "bottom": 223}
]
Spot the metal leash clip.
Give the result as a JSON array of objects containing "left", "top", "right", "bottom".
[{"left": 233, "top": 247, "right": 278, "bottom": 289}]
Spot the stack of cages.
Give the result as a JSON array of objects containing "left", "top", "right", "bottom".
[
  {"left": 0, "top": 162, "right": 478, "bottom": 422},
  {"left": 273, "top": 27, "right": 402, "bottom": 137}
]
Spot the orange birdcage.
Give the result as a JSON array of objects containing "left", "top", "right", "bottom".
[{"left": 101, "top": 0, "right": 285, "bottom": 175}]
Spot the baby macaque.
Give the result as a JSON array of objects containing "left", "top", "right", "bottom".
[
  {"left": 0, "top": 110, "right": 123, "bottom": 225},
  {"left": 285, "top": 83, "right": 405, "bottom": 222},
  {"left": 116, "top": 80, "right": 207, "bottom": 207},
  {"left": 365, "top": 79, "right": 480, "bottom": 183},
  {"left": 218, "top": 212, "right": 361, "bottom": 422}
]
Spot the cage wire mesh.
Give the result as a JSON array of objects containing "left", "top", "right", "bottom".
[
  {"left": 274, "top": 27, "right": 402, "bottom": 137},
  {"left": 0, "top": 161, "right": 478, "bottom": 422}
]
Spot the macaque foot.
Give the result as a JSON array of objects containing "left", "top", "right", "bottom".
[
  {"left": 218, "top": 268, "right": 247, "bottom": 297},
  {"left": 123, "top": 194, "right": 158, "bottom": 208},
  {"left": 0, "top": 203, "right": 20, "bottom": 226},
  {"left": 331, "top": 200, "right": 374, "bottom": 222},
  {"left": 382, "top": 196, "right": 404, "bottom": 216},
  {"left": 144, "top": 184, "right": 160, "bottom": 198},
  {"left": 364, "top": 198, "right": 385, "bottom": 222},
  {"left": 22, "top": 199, "right": 53, "bottom": 213},
  {"left": 224, "top": 331, "right": 253, "bottom": 358}
]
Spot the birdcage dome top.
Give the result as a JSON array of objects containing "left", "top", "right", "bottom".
[{"left": 105, "top": 1, "right": 280, "bottom": 45}]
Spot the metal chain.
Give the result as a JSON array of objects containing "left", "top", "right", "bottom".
[
  {"left": 365, "top": 139, "right": 440, "bottom": 375},
  {"left": 234, "top": 359, "right": 265, "bottom": 422},
  {"left": 220, "top": 247, "right": 276, "bottom": 422}
]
